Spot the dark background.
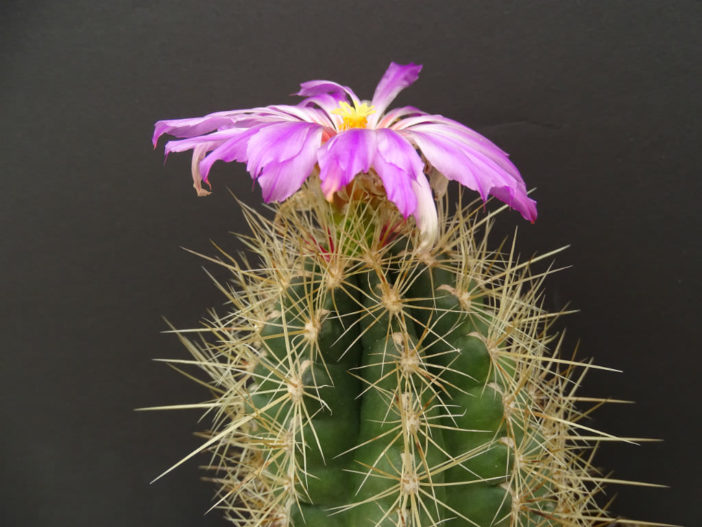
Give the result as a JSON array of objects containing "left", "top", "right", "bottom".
[{"left": 2, "top": 1, "right": 700, "bottom": 526}]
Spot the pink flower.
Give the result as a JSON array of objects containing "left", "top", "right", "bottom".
[{"left": 153, "top": 62, "right": 536, "bottom": 246}]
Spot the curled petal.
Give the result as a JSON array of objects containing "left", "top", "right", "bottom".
[
  {"left": 165, "top": 131, "right": 249, "bottom": 195},
  {"left": 428, "top": 165, "right": 449, "bottom": 198},
  {"left": 264, "top": 104, "right": 334, "bottom": 127},
  {"left": 369, "top": 63, "right": 422, "bottom": 127},
  {"left": 318, "top": 129, "right": 376, "bottom": 199},
  {"left": 378, "top": 105, "right": 427, "bottom": 129},
  {"left": 298, "top": 93, "right": 344, "bottom": 126},
  {"left": 191, "top": 144, "right": 213, "bottom": 196},
  {"left": 297, "top": 80, "right": 361, "bottom": 106}
]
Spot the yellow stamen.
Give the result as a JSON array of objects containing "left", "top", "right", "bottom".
[{"left": 331, "top": 101, "right": 375, "bottom": 130}]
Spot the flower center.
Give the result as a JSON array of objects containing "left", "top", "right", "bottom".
[{"left": 332, "top": 101, "right": 375, "bottom": 130}]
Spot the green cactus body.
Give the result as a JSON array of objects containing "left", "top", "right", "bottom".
[{"left": 164, "top": 181, "right": 628, "bottom": 526}]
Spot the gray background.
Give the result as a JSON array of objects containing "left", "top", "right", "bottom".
[{"left": 1, "top": 1, "right": 700, "bottom": 526}]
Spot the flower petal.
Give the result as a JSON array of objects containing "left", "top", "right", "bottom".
[
  {"left": 297, "top": 80, "right": 361, "bottom": 106},
  {"left": 265, "top": 104, "right": 333, "bottom": 127},
  {"left": 407, "top": 129, "right": 492, "bottom": 199},
  {"left": 256, "top": 126, "right": 324, "bottom": 202},
  {"left": 297, "top": 94, "right": 341, "bottom": 127},
  {"left": 411, "top": 173, "right": 439, "bottom": 252},
  {"left": 190, "top": 144, "right": 213, "bottom": 196},
  {"left": 154, "top": 104, "right": 327, "bottom": 147},
  {"left": 368, "top": 62, "right": 423, "bottom": 127},
  {"left": 152, "top": 111, "right": 240, "bottom": 146},
  {"left": 198, "top": 125, "right": 267, "bottom": 182},
  {"left": 404, "top": 122, "right": 537, "bottom": 222},
  {"left": 372, "top": 129, "right": 424, "bottom": 217},
  {"left": 378, "top": 105, "right": 427, "bottom": 129},
  {"left": 397, "top": 116, "right": 517, "bottom": 175},
  {"left": 414, "top": 122, "right": 524, "bottom": 186},
  {"left": 487, "top": 185, "right": 537, "bottom": 223},
  {"left": 164, "top": 128, "right": 242, "bottom": 155},
  {"left": 318, "top": 129, "right": 376, "bottom": 199},
  {"left": 245, "top": 122, "right": 322, "bottom": 178}
]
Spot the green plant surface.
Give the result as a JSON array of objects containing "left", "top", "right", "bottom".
[{"left": 151, "top": 181, "right": 664, "bottom": 527}]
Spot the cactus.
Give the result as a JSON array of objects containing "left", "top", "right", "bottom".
[
  {"left": 153, "top": 182, "right": 632, "bottom": 526},
  {"left": 151, "top": 62, "right": 663, "bottom": 526}
]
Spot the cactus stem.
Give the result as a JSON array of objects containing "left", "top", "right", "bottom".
[{"left": 154, "top": 184, "right": 662, "bottom": 526}]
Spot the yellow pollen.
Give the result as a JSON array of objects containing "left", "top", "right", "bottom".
[{"left": 332, "top": 101, "right": 375, "bottom": 130}]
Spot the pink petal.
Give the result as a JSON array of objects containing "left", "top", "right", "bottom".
[
  {"left": 488, "top": 186, "right": 537, "bottom": 223},
  {"left": 164, "top": 128, "right": 243, "bottom": 155},
  {"left": 377, "top": 106, "right": 427, "bottom": 129},
  {"left": 265, "top": 104, "right": 333, "bottom": 127},
  {"left": 256, "top": 126, "right": 323, "bottom": 202},
  {"left": 404, "top": 126, "right": 537, "bottom": 222},
  {"left": 406, "top": 129, "right": 491, "bottom": 199},
  {"left": 198, "top": 125, "right": 267, "bottom": 182},
  {"left": 297, "top": 94, "right": 341, "bottom": 128},
  {"left": 299, "top": 93, "right": 343, "bottom": 112},
  {"left": 153, "top": 111, "right": 240, "bottom": 146},
  {"left": 400, "top": 118, "right": 518, "bottom": 176},
  {"left": 368, "top": 63, "right": 422, "bottom": 127},
  {"left": 297, "top": 80, "right": 361, "bottom": 106},
  {"left": 245, "top": 122, "right": 322, "bottom": 177},
  {"left": 372, "top": 129, "right": 424, "bottom": 217},
  {"left": 318, "top": 129, "right": 376, "bottom": 199}
]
